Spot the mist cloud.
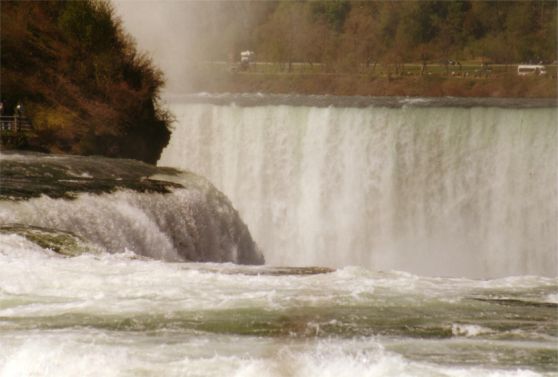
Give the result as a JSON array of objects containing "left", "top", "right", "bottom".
[{"left": 112, "top": 1, "right": 260, "bottom": 93}]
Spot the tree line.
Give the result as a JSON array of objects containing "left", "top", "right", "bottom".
[
  {"left": 1, "top": 1, "right": 171, "bottom": 163},
  {"left": 196, "top": 1, "right": 557, "bottom": 72}
]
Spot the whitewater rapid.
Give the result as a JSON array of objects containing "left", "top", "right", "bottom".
[
  {"left": 159, "top": 95, "right": 558, "bottom": 278},
  {"left": 0, "top": 241, "right": 556, "bottom": 376}
]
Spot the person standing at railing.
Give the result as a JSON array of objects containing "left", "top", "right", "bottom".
[
  {"left": 15, "top": 102, "right": 23, "bottom": 117},
  {"left": 14, "top": 102, "right": 24, "bottom": 132}
]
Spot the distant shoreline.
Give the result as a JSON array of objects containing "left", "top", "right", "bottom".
[
  {"left": 182, "top": 72, "right": 557, "bottom": 99},
  {"left": 164, "top": 93, "right": 557, "bottom": 109}
]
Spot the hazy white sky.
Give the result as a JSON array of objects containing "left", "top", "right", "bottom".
[{"left": 113, "top": 1, "right": 186, "bottom": 90}]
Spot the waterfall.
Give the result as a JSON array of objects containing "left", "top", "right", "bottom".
[
  {"left": 0, "top": 153, "right": 264, "bottom": 264},
  {"left": 159, "top": 97, "right": 557, "bottom": 278}
]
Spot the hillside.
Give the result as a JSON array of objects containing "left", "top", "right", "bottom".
[{"left": 1, "top": 1, "right": 170, "bottom": 164}]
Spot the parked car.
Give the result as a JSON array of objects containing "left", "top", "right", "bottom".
[{"left": 517, "top": 64, "right": 547, "bottom": 76}]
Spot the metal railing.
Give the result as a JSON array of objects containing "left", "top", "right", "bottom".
[{"left": 0, "top": 115, "right": 33, "bottom": 133}]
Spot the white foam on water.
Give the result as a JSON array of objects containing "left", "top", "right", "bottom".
[
  {"left": 452, "top": 324, "right": 493, "bottom": 337},
  {"left": 545, "top": 293, "right": 558, "bottom": 304},
  {"left": 0, "top": 332, "right": 548, "bottom": 377},
  {"left": 0, "top": 334, "right": 124, "bottom": 377},
  {"left": 0, "top": 233, "right": 55, "bottom": 259},
  {"left": 0, "top": 243, "right": 555, "bottom": 318}
]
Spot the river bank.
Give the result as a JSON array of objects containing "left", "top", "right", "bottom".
[{"left": 185, "top": 70, "right": 557, "bottom": 98}]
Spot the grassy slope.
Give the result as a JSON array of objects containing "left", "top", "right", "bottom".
[{"left": 187, "top": 64, "right": 557, "bottom": 98}]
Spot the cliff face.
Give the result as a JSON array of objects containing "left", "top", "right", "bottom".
[{"left": 1, "top": 1, "right": 171, "bottom": 164}]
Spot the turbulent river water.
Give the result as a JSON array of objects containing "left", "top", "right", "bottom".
[{"left": 0, "top": 94, "right": 557, "bottom": 376}]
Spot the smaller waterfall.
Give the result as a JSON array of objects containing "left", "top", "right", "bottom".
[{"left": 0, "top": 153, "right": 264, "bottom": 264}]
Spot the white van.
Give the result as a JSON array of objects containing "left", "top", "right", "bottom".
[{"left": 517, "top": 64, "right": 547, "bottom": 76}]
